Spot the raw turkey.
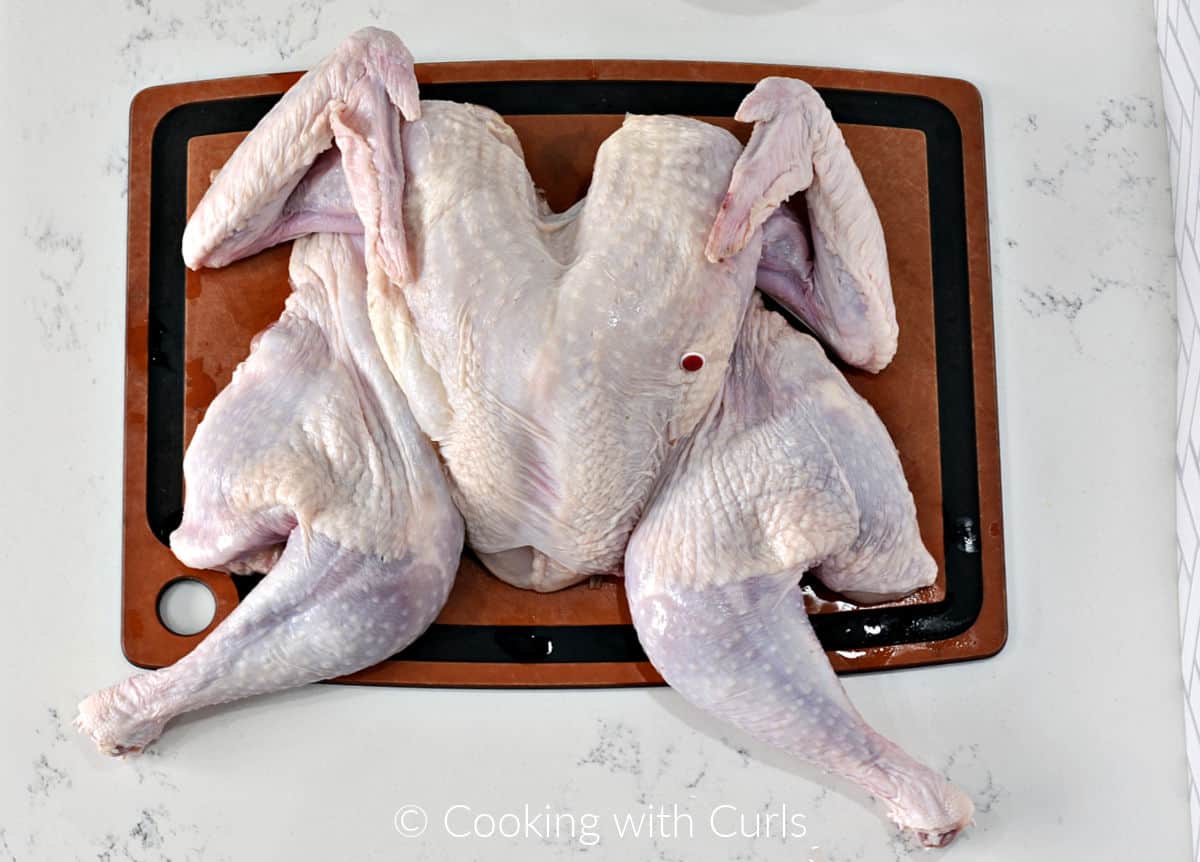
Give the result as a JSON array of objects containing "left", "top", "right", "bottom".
[{"left": 77, "top": 27, "right": 973, "bottom": 847}]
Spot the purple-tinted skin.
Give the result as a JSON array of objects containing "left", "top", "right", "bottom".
[{"left": 77, "top": 28, "right": 972, "bottom": 848}]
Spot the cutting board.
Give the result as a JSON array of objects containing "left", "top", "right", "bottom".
[{"left": 123, "top": 59, "right": 1006, "bottom": 686}]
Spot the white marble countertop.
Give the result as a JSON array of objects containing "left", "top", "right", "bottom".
[{"left": 0, "top": 0, "right": 1186, "bottom": 859}]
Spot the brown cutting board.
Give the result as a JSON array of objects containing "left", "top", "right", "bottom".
[{"left": 123, "top": 59, "right": 1006, "bottom": 686}]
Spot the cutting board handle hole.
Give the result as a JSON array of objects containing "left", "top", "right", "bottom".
[{"left": 157, "top": 578, "right": 216, "bottom": 636}]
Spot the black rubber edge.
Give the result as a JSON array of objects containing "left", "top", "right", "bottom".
[{"left": 144, "top": 79, "right": 982, "bottom": 665}]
